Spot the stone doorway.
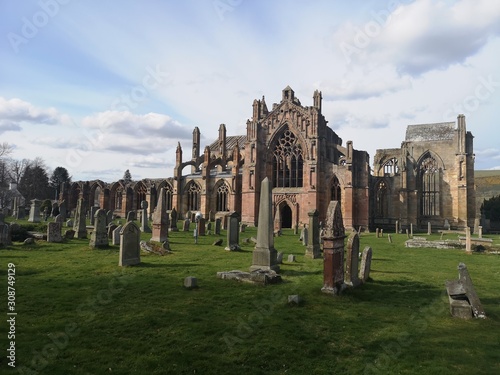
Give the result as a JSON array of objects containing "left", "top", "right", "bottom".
[{"left": 281, "top": 204, "right": 292, "bottom": 228}]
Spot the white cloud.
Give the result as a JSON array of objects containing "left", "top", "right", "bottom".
[
  {"left": 125, "top": 156, "right": 169, "bottom": 169},
  {"left": 0, "top": 97, "right": 72, "bottom": 127}
]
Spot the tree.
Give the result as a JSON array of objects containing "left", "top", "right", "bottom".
[
  {"left": 18, "top": 165, "right": 52, "bottom": 202},
  {"left": 0, "top": 142, "right": 13, "bottom": 158},
  {"left": 481, "top": 195, "right": 500, "bottom": 222},
  {"left": 7, "top": 158, "right": 31, "bottom": 185},
  {"left": 123, "top": 169, "right": 132, "bottom": 183},
  {"left": 50, "top": 166, "right": 71, "bottom": 200},
  {"left": 0, "top": 143, "right": 13, "bottom": 208}
]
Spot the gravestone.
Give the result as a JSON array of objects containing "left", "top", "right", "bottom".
[
  {"left": 473, "top": 218, "right": 480, "bottom": 235},
  {"left": 206, "top": 221, "right": 212, "bottom": 233},
  {"left": 225, "top": 211, "right": 240, "bottom": 251},
  {"left": 321, "top": 200, "right": 346, "bottom": 296},
  {"left": 16, "top": 205, "right": 25, "bottom": 220},
  {"left": 427, "top": 222, "right": 431, "bottom": 235},
  {"left": 55, "top": 214, "right": 64, "bottom": 223},
  {"left": 183, "top": 218, "right": 190, "bottom": 231},
  {"left": 0, "top": 224, "right": 12, "bottom": 246},
  {"left": 277, "top": 251, "right": 284, "bottom": 264},
  {"left": 395, "top": 220, "right": 399, "bottom": 234},
  {"left": 359, "top": 246, "right": 373, "bottom": 283},
  {"left": 28, "top": 199, "right": 41, "bottom": 223},
  {"left": 59, "top": 200, "right": 67, "bottom": 221},
  {"left": 184, "top": 276, "right": 198, "bottom": 289},
  {"left": 465, "top": 227, "right": 472, "bottom": 254},
  {"left": 66, "top": 219, "right": 73, "bottom": 227},
  {"left": 170, "top": 208, "right": 178, "bottom": 231},
  {"left": 119, "top": 221, "right": 141, "bottom": 266},
  {"left": 445, "top": 263, "right": 486, "bottom": 319},
  {"left": 90, "top": 206, "right": 99, "bottom": 225},
  {"left": 444, "top": 219, "right": 450, "bottom": 231},
  {"left": 301, "top": 226, "right": 308, "bottom": 246},
  {"left": 126, "top": 211, "right": 136, "bottom": 222},
  {"left": 478, "top": 226, "right": 483, "bottom": 239},
  {"left": 240, "top": 223, "right": 247, "bottom": 233},
  {"left": 90, "top": 209, "right": 109, "bottom": 248},
  {"left": 208, "top": 210, "right": 215, "bottom": 222},
  {"left": 345, "top": 231, "right": 361, "bottom": 287},
  {"left": 250, "top": 177, "right": 279, "bottom": 272},
  {"left": 215, "top": 218, "right": 221, "bottom": 235},
  {"left": 106, "top": 210, "right": 113, "bottom": 226},
  {"left": 376, "top": 228, "right": 379, "bottom": 238},
  {"left": 112, "top": 225, "right": 122, "bottom": 245},
  {"left": 51, "top": 202, "right": 60, "bottom": 217},
  {"left": 140, "top": 201, "right": 151, "bottom": 233},
  {"left": 305, "top": 209, "right": 321, "bottom": 259},
  {"left": 388, "top": 234, "right": 392, "bottom": 243},
  {"left": 287, "top": 254, "right": 296, "bottom": 262},
  {"left": 73, "top": 198, "right": 87, "bottom": 239},
  {"left": 197, "top": 218, "right": 206, "bottom": 236},
  {"left": 64, "top": 229, "right": 75, "bottom": 239},
  {"left": 108, "top": 224, "right": 118, "bottom": 239},
  {"left": 151, "top": 188, "right": 169, "bottom": 242},
  {"left": 47, "top": 222, "right": 62, "bottom": 243}
]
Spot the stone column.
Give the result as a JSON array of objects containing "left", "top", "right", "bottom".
[{"left": 305, "top": 209, "right": 321, "bottom": 259}]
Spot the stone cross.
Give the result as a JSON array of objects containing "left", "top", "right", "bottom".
[
  {"left": 151, "top": 188, "right": 169, "bottom": 242},
  {"left": 321, "top": 200, "right": 346, "bottom": 295},
  {"left": 119, "top": 221, "right": 141, "bottom": 266},
  {"left": 225, "top": 211, "right": 240, "bottom": 251},
  {"left": 250, "top": 177, "right": 279, "bottom": 272},
  {"left": 345, "top": 231, "right": 361, "bottom": 287},
  {"left": 90, "top": 209, "right": 109, "bottom": 248},
  {"left": 305, "top": 209, "right": 321, "bottom": 259},
  {"left": 73, "top": 198, "right": 87, "bottom": 239}
]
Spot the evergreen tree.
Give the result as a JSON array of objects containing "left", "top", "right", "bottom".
[
  {"left": 50, "top": 166, "right": 71, "bottom": 200},
  {"left": 18, "top": 165, "right": 52, "bottom": 202},
  {"left": 123, "top": 169, "right": 132, "bottom": 183}
]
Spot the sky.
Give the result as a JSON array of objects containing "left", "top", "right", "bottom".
[{"left": 1, "top": 0, "right": 500, "bottom": 182}]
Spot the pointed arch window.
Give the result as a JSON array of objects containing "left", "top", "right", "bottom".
[
  {"left": 376, "top": 180, "right": 388, "bottom": 217},
  {"left": 186, "top": 181, "right": 201, "bottom": 211},
  {"left": 115, "top": 187, "right": 123, "bottom": 210},
  {"left": 216, "top": 182, "right": 229, "bottom": 212},
  {"left": 420, "top": 156, "right": 440, "bottom": 216},
  {"left": 330, "top": 176, "right": 341, "bottom": 204},
  {"left": 165, "top": 183, "right": 173, "bottom": 211},
  {"left": 136, "top": 183, "right": 147, "bottom": 209},
  {"left": 383, "top": 158, "right": 399, "bottom": 175},
  {"left": 272, "top": 130, "right": 303, "bottom": 188}
]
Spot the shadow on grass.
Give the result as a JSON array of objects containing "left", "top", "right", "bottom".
[
  {"left": 138, "top": 262, "right": 200, "bottom": 268},
  {"left": 280, "top": 269, "right": 322, "bottom": 277}
]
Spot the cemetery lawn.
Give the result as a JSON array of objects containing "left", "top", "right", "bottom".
[{"left": 2, "top": 224, "right": 500, "bottom": 375}]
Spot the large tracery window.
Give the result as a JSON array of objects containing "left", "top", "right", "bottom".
[
  {"left": 186, "top": 181, "right": 201, "bottom": 211},
  {"left": 216, "top": 182, "right": 229, "bottom": 212},
  {"left": 165, "top": 183, "right": 173, "bottom": 211},
  {"left": 383, "top": 158, "right": 399, "bottom": 175},
  {"left": 420, "top": 156, "right": 440, "bottom": 216},
  {"left": 376, "top": 180, "right": 388, "bottom": 217},
  {"left": 272, "top": 130, "right": 303, "bottom": 188},
  {"left": 330, "top": 176, "right": 341, "bottom": 204},
  {"left": 136, "top": 183, "right": 147, "bottom": 209}
]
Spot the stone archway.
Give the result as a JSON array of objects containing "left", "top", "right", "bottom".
[{"left": 281, "top": 204, "right": 292, "bottom": 228}]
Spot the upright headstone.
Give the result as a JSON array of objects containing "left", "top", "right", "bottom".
[
  {"left": 321, "top": 201, "right": 346, "bottom": 295},
  {"left": 112, "top": 225, "right": 122, "bottom": 245},
  {"left": 250, "top": 177, "right": 279, "bottom": 272},
  {"left": 12, "top": 197, "right": 18, "bottom": 218},
  {"left": 73, "top": 198, "right": 87, "bottom": 239},
  {"left": 151, "top": 188, "right": 169, "bottom": 242},
  {"left": 28, "top": 199, "right": 41, "bottom": 223},
  {"left": 473, "top": 218, "right": 480, "bottom": 235},
  {"left": 90, "top": 209, "right": 109, "bottom": 248},
  {"left": 359, "top": 246, "right": 373, "bottom": 283},
  {"left": 198, "top": 218, "right": 206, "bottom": 236},
  {"left": 206, "top": 221, "right": 212, "bottom": 234},
  {"left": 427, "top": 222, "right": 431, "bottom": 235},
  {"left": 59, "top": 200, "right": 67, "bottom": 221},
  {"left": 119, "top": 221, "right": 141, "bottom": 266},
  {"left": 375, "top": 228, "right": 379, "bottom": 238},
  {"left": 410, "top": 223, "right": 413, "bottom": 238},
  {"left": 388, "top": 234, "right": 392, "bottom": 243},
  {"left": 465, "top": 226, "right": 472, "bottom": 254},
  {"left": 108, "top": 223, "right": 118, "bottom": 239},
  {"left": 478, "top": 226, "right": 483, "bottom": 239},
  {"left": 225, "top": 211, "right": 240, "bottom": 251},
  {"left": 215, "top": 218, "right": 221, "bottom": 235},
  {"left": 183, "top": 218, "right": 190, "bottom": 231},
  {"left": 444, "top": 219, "right": 450, "bottom": 231},
  {"left": 51, "top": 202, "right": 60, "bottom": 217},
  {"left": 395, "top": 220, "right": 399, "bottom": 234},
  {"left": 0, "top": 223, "right": 12, "bottom": 246},
  {"left": 47, "top": 222, "right": 62, "bottom": 243},
  {"left": 240, "top": 223, "right": 247, "bottom": 233},
  {"left": 106, "top": 210, "right": 113, "bottom": 226},
  {"left": 301, "top": 227, "right": 308, "bottom": 246},
  {"left": 170, "top": 208, "right": 178, "bottom": 231},
  {"left": 306, "top": 209, "right": 321, "bottom": 259},
  {"left": 54, "top": 214, "right": 64, "bottom": 224},
  {"left": 140, "top": 201, "right": 151, "bottom": 233},
  {"left": 90, "top": 206, "right": 99, "bottom": 225},
  {"left": 345, "top": 231, "right": 361, "bottom": 287},
  {"left": 208, "top": 210, "right": 215, "bottom": 222},
  {"left": 126, "top": 211, "right": 136, "bottom": 222},
  {"left": 16, "top": 205, "right": 25, "bottom": 220}
]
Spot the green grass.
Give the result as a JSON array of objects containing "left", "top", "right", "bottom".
[{"left": 1, "top": 222, "right": 500, "bottom": 374}]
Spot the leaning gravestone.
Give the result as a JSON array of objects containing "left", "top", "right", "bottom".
[
  {"left": 28, "top": 199, "right": 41, "bottom": 223},
  {"left": 359, "top": 246, "right": 373, "bottom": 283},
  {"left": 73, "top": 198, "right": 87, "bottom": 239},
  {"left": 112, "top": 225, "right": 123, "bottom": 245},
  {"left": 321, "top": 200, "right": 346, "bottom": 296},
  {"left": 250, "top": 177, "right": 279, "bottom": 272},
  {"left": 90, "top": 209, "right": 109, "bottom": 248},
  {"left": 119, "top": 221, "right": 141, "bottom": 266},
  {"left": 151, "top": 188, "right": 169, "bottom": 242},
  {"left": 225, "top": 211, "right": 240, "bottom": 251},
  {"left": 47, "top": 222, "right": 62, "bottom": 243},
  {"left": 345, "top": 231, "right": 361, "bottom": 287}
]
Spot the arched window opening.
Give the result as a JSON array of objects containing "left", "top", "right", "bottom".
[
  {"left": 115, "top": 187, "right": 123, "bottom": 210},
  {"left": 216, "top": 183, "right": 229, "bottom": 212},
  {"left": 420, "top": 156, "right": 440, "bottom": 216},
  {"left": 272, "top": 130, "right": 303, "bottom": 188},
  {"left": 376, "top": 181, "right": 388, "bottom": 217},
  {"left": 165, "top": 184, "right": 173, "bottom": 211},
  {"left": 136, "top": 184, "right": 147, "bottom": 209},
  {"left": 330, "top": 176, "right": 341, "bottom": 204},
  {"left": 187, "top": 182, "right": 201, "bottom": 211},
  {"left": 383, "top": 158, "right": 399, "bottom": 175}
]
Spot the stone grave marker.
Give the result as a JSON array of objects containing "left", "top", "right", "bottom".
[
  {"left": 359, "top": 246, "right": 372, "bottom": 283},
  {"left": 47, "top": 222, "right": 62, "bottom": 243},
  {"left": 28, "top": 199, "right": 41, "bottom": 223},
  {"left": 90, "top": 209, "right": 109, "bottom": 248},
  {"left": 170, "top": 208, "right": 178, "bottom": 231},
  {"left": 112, "top": 225, "right": 122, "bottom": 245},
  {"left": 215, "top": 218, "right": 221, "bottom": 235},
  {"left": 73, "top": 198, "right": 87, "bottom": 239},
  {"left": 183, "top": 218, "right": 190, "bottom": 231},
  {"left": 151, "top": 188, "right": 169, "bottom": 242},
  {"left": 321, "top": 200, "right": 345, "bottom": 295},
  {"left": 345, "top": 231, "right": 361, "bottom": 287},
  {"left": 305, "top": 209, "right": 321, "bottom": 259},
  {"left": 225, "top": 211, "right": 240, "bottom": 251},
  {"left": 119, "top": 221, "right": 141, "bottom": 266},
  {"left": 140, "top": 201, "right": 151, "bottom": 233}
]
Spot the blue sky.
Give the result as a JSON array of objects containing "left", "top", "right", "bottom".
[{"left": 1, "top": 0, "right": 500, "bottom": 181}]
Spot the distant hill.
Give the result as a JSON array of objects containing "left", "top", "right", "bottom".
[{"left": 475, "top": 170, "right": 500, "bottom": 214}]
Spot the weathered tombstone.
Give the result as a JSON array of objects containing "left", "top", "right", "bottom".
[
  {"left": 90, "top": 209, "right": 109, "bottom": 248},
  {"left": 301, "top": 226, "right": 308, "bottom": 246},
  {"left": 465, "top": 226, "right": 472, "bottom": 254},
  {"left": 478, "top": 226, "right": 483, "bottom": 239},
  {"left": 427, "top": 222, "right": 431, "bottom": 235},
  {"left": 15, "top": 205, "right": 25, "bottom": 220},
  {"left": 240, "top": 223, "right": 247, "bottom": 233},
  {"left": 54, "top": 214, "right": 64, "bottom": 223},
  {"left": 444, "top": 219, "right": 450, "bottom": 231},
  {"left": 287, "top": 254, "right": 296, "bottom": 262},
  {"left": 140, "top": 201, "right": 151, "bottom": 233},
  {"left": 51, "top": 202, "right": 59, "bottom": 217},
  {"left": 445, "top": 263, "right": 486, "bottom": 319},
  {"left": 47, "top": 222, "right": 62, "bottom": 243},
  {"left": 395, "top": 220, "right": 399, "bottom": 234},
  {"left": 215, "top": 218, "right": 221, "bottom": 235},
  {"left": 345, "top": 231, "right": 361, "bottom": 287},
  {"left": 380, "top": 228, "right": 383, "bottom": 237},
  {"left": 64, "top": 229, "right": 75, "bottom": 239},
  {"left": 305, "top": 209, "right": 321, "bottom": 259},
  {"left": 106, "top": 210, "right": 113, "bottom": 226},
  {"left": 208, "top": 210, "right": 215, "bottom": 222},
  {"left": 73, "top": 198, "right": 87, "bottom": 239},
  {"left": 0, "top": 223, "right": 12, "bottom": 246},
  {"left": 410, "top": 223, "right": 413, "bottom": 237},
  {"left": 388, "top": 234, "right": 392, "bottom": 243},
  {"left": 250, "top": 177, "right": 279, "bottom": 272},
  {"left": 359, "top": 246, "right": 373, "bottom": 283},
  {"left": 277, "top": 251, "right": 284, "bottom": 264},
  {"left": 206, "top": 221, "right": 212, "bottom": 233},
  {"left": 108, "top": 223, "right": 118, "bottom": 239},
  {"left": 28, "top": 199, "right": 41, "bottom": 223},
  {"left": 375, "top": 228, "right": 379, "bottom": 238},
  {"left": 406, "top": 229, "right": 409, "bottom": 238},
  {"left": 321, "top": 201, "right": 346, "bottom": 295},
  {"left": 59, "top": 200, "right": 67, "bottom": 221},
  {"left": 151, "top": 188, "right": 169, "bottom": 242},
  {"left": 90, "top": 206, "right": 99, "bottom": 225},
  {"left": 198, "top": 217, "right": 206, "bottom": 236},
  {"left": 66, "top": 219, "right": 73, "bottom": 227},
  {"left": 126, "top": 211, "right": 136, "bottom": 222},
  {"left": 170, "top": 208, "right": 178, "bottom": 231},
  {"left": 473, "top": 218, "right": 480, "bottom": 235},
  {"left": 119, "top": 221, "right": 141, "bottom": 266},
  {"left": 293, "top": 224, "right": 299, "bottom": 235},
  {"left": 43, "top": 206, "right": 50, "bottom": 221},
  {"left": 183, "top": 218, "right": 190, "bottom": 232},
  {"left": 225, "top": 211, "right": 240, "bottom": 251},
  {"left": 184, "top": 276, "right": 198, "bottom": 289},
  {"left": 112, "top": 225, "right": 122, "bottom": 245}
]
